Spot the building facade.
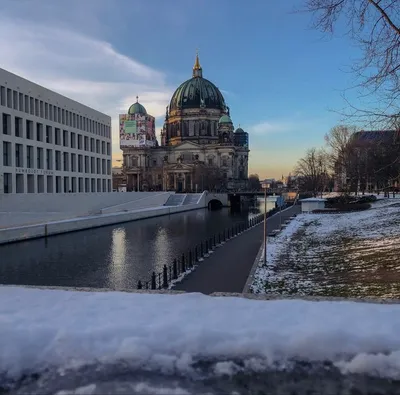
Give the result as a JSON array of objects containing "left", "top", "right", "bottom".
[
  {"left": 0, "top": 68, "right": 112, "bottom": 194},
  {"left": 121, "top": 55, "right": 249, "bottom": 192}
]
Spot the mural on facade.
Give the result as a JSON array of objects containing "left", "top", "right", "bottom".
[{"left": 119, "top": 113, "right": 156, "bottom": 147}]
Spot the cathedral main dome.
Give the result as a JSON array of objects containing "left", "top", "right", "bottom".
[{"left": 169, "top": 54, "right": 226, "bottom": 112}]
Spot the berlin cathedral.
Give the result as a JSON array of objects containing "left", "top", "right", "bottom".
[{"left": 121, "top": 54, "right": 249, "bottom": 192}]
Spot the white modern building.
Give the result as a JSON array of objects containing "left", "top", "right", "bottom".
[{"left": 0, "top": 68, "right": 112, "bottom": 194}]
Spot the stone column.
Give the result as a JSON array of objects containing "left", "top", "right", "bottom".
[
  {"left": 174, "top": 173, "right": 177, "bottom": 190},
  {"left": 183, "top": 174, "right": 186, "bottom": 191}
]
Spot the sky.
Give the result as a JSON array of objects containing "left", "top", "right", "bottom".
[{"left": 0, "top": 0, "right": 365, "bottom": 179}]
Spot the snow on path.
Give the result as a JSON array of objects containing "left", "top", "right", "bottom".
[{"left": 2, "top": 286, "right": 400, "bottom": 382}]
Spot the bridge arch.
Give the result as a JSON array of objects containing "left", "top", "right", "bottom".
[{"left": 208, "top": 199, "right": 223, "bottom": 210}]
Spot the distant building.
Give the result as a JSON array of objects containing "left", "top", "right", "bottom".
[
  {"left": 0, "top": 68, "right": 112, "bottom": 194},
  {"left": 334, "top": 129, "right": 399, "bottom": 192},
  {"left": 112, "top": 166, "right": 126, "bottom": 192},
  {"left": 121, "top": 54, "right": 249, "bottom": 192}
]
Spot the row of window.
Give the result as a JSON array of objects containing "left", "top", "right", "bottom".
[
  {"left": 3, "top": 142, "right": 111, "bottom": 174},
  {"left": 2, "top": 113, "right": 111, "bottom": 155},
  {"left": 3, "top": 172, "right": 111, "bottom": 194},
  {"left": 0, "top": 86, "right": 110, "bottom": 137}
]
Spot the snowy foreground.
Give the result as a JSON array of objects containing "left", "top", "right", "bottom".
[
  {"left": 251, "top": 198, "right": 400, "bottom": 297},
  {"left": 2, "top": 287, "right": 400, "bottom": 394}
]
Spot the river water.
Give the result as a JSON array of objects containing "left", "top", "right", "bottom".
[{"left": 0, "top": 199, "right": 275, "bottom": 289}]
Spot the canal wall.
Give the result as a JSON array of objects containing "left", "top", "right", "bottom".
[{"left": 0, "top": 202, "right": 204, "bottom": 245}]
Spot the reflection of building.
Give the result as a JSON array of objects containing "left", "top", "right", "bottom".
[
  {"left": 0, "top": 68, "right": 112, "bottom": 194},
  {"left": 121, "top": 54, "right": 249, "bottom": 192}
]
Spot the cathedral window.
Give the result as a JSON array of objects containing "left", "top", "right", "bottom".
[{"left": 222, "top": 157, "right": 228, "bottom": 167}]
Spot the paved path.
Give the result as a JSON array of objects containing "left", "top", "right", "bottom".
[{"left": 174, "top": 205, "right": 301, "bottom": 294}]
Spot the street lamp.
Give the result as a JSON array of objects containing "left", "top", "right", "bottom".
[{"left": 261, "top": 181, "right": 268, "bottom": 265}]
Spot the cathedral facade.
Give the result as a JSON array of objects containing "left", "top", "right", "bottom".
[{"left": 121, "top": 54, "right": 249, "bottom": 192}]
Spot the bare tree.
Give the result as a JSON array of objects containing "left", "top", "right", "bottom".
[
  {"left": 248, "top": 174, "right": 261, "bottom": 190},
  {"left": 301, "top": 0, "right": 400, "bottom": 128},
  {"left": 294, "top": 148, "right": 329, "bottom": 196}
]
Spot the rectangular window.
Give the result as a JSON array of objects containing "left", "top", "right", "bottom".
[
  {"left": 58, "top": 107, "right": 61, "bottom": 123},
  {"left": 56, "top": 176, "right": 61, "bottom": 193},
  {"left": 85, "top": 178, "right": 90, "bottom": 192},
  {"left": 63, "top": 152, "right": 69, "bottom": 171},
  {"left": 84, "top": 136, "right": 89, "bottom": 151},
  {"left": 71, "top": 153, "right": 76, "bottom": 172},
  {"left": 108, "top": 179, "right": 111, "bottom": 192},
  {"left": 96, "top": 158, "right": 100, "bottom": 174},
  {"left": 36, "top": 123, "right": 43, "bottom": 141},
  {"left": 37, "top": 175, "right": 45, "bottom": 193},
  {"left": 0, "top": 86, "right": 5, "bottom": 106},
  {"left": 71, "top": 177, "right": 77, "bottom": 192},
  {"left": 30, "top": 97, "right": 34, "bottom": 115},
  {"left": 49, "top": 104, "right": 53, "bottom": 121},
  {"left": 15, "top": 117, "right": 22, "bottom": 137},
  {"left": 96, "top": 139, "right": 100, "bottom": 153},
  {"left": 102, "top": 159, "right": 106, "bottom": 175},
  {"left": 16, "top": 174, "right": 24, "bottom": 193},
  {"left": 53, "top": 106, "right": 57, "bottom": 122},
  {"left": 19, "top": 93, "right": 23, "bottom": 112},
  {"left": 106, "top": 142, "right": 111, "bottom": 156},
  {"left": 13, "top": 91, "right": 18, "bottom": 110},
  {"left": 62, "top": 109, "right": 65, "bottom": 125},
  {"left": 78, "top": 177, "right": 83, "bottom": 192},
  {"left": 91, "top": 178, "right": 95, "bottom": 192},
  {"left": 6, "top": 88, "right": 12, "bottom": 108},
  {"left": 3, "top": 173, "right": 12, "bottom": 193},
  {"left": 55, "top": 150, "right": 61, "bottom": 171},
  {"left": 2, "top": 113, "right": 10, "bottom": 135},
  {"left": 78, "top": 154, "right": 83, "bottom": 172},
  {"left": 26, "top": 120, "right": 33, "bottom": 139},
  {"left": 35, "top": 99, "right": 39, "bottom": 116},
  {"left": 70, "top": 132, "right": 76, "bottom": 148},
  {"left": 37, "top": 147, "right": 43, "bottom": 169},
  {"left": 97, "top": 178, "right": 101, "bottom": 192},
  {"left": 24, "top": 95, "right": 29, "bottom": 113},
  {"left": 40, "top": 100, "right": 44, "bottom": 118},
  {"left": 15, "top": 144, "right": 23, "bottom": 167},
  {"left": 101, "top": 141, "right": 105, "bottom": 155},
  {"left": 107, "top": 160, "right": 111, "bottom": 175},
  {"left": 64, "top": 176, "right": 69, "bottom": 193},
  {"left": 46, "top": 149, "right": 52, "bottom": 170},
  {"left": 63, "top": 130, "right": 68, "bottom": 147},
  {"left": 90, "top": 138, "right": 95, "bottom": 152},
  {"left": 45, "top": 103, "right": 48, "bottom": 119},
  {"left": 46, "top": 125, "right": 52, "bottom": 143},
  {"left": 27, "top": 174, "right": 34, "bottom": 193},
  {"left": 77, "top": 134, "right": 82, "bottom": 150},
  {"left": 91, "top": 157, "right": 95, "bottom": 174},
  {"left": 55, "top": 128, "right": 61, "bottom": 145},
  {"left": 26, "top": 145, "right": 33, "bottom": 168},
  {"left": 47, "top": 175, "right": 53, "bottom": 193},
  {"left": 84, "top": 156, "right": 89, "bottom": 173},
  {"left": 3, "top": 141, "right": 11, "bottom": 166}
]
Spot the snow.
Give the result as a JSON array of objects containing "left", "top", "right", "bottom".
[
  {"left": 2, "top": 286, "right": 400, "bottom": 385},
  {"left": 251, "top": 198, "right": 400, "bottom": 297}
]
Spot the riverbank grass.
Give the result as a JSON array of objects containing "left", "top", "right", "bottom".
[{"left": 250, "top": 199, "right": 400, "bottom": 298}]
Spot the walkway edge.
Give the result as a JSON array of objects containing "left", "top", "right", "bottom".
[{"left": 242, "top": 204, "right": 297, "bottom": 293}]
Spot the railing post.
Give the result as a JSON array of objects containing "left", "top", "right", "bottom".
[
  {"left": 158, "top": 272, "right": 162, "bottom": 289},
  {"left": 137, "top": 280, "right": 143, "bottom": 289},
  {"left": 182, "top": 253, "right": 186, "bottom": 273},
  {"left": 163, "top": 265, "right": 168, "bottom": 288},
  {"left": 151, "top": 271, "right": 156, "bottom": 290},
  {"left": 189, "top": 250, "right": 193, "bottom": 268},
  {"left": 173, "top": 258, "right": 178, "bottom": 279},
  {"left": 218, "top": 233, "right": 221, "bottom": 244},
  {"left": 210, "top": 237, "right": 213, "bottom": 250},
  {"left": 169, "top": 265, "right": 172, "bottom": 281}
]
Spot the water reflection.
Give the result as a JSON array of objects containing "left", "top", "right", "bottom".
[{"left": 0, "top": 204, "right": 263, "bottom": 290}]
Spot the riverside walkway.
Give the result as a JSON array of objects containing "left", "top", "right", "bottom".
[{"left": 174, "top": 204, "right": 301, "bottom": 294}]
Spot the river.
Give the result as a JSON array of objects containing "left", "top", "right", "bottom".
[{"left": 0, "top": 199, "right": 275, "bottom": 289}]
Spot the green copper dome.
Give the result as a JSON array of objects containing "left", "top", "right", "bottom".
[
  {"left": 169, "top": 77, "right": 226, "bottom": 112},
  {"left": 128, "top": 99, "right": 147, "bottom": 115},
  {"left": 235, "top": 127, "right": 245, "bottom": 134},
  {"left": 219, "top": 114, "right": 232, "bottom": 124}
]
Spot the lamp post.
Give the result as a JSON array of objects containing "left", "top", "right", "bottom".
[{"left": 262, "top": 181, "right": 268, "bottom": 265}]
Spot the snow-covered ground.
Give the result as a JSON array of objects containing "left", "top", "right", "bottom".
[
  {"left": 251, "top": 198, "right": 400, "bottom": 297},
  {"left": 2, "top": 286, "right": 400, "bottom": 394}
]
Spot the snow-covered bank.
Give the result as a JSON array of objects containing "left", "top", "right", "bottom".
[
  {"left": 250, "top": 198, "right": 400, "bottom": 297},
  {"left": 2, "top": 286, "right": 400, "bottom": 387}
]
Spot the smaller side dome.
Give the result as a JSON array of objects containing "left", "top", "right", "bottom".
[
  {"left": 219, "top": 114, "right": 232, "bottom": 124},
  {"left": 235, "top": 127, "right": 245, "bottom": 133},
  {"left": 128, "top": 96, "right": 147, "bottom": 115}
]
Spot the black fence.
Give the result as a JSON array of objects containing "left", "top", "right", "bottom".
[{"left": 136, "top": 205, "right": 292, "bottom": 290}]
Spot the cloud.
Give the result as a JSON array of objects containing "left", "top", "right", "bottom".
[
  {"left": 247, "top": 121, "right": 295, "bottom": 135},
  {"left": 0, "top": 16, "right": 174, "bottom": 162}
]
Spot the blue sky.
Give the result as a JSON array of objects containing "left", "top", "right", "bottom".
[{"left": 0, "top": 0, "right": 364, "bottom": 178}]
